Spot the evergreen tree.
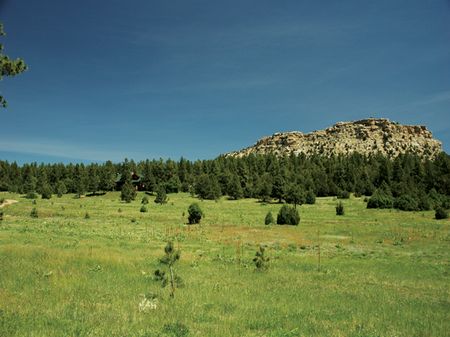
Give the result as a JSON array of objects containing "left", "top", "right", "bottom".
[
  {"left": 277, "top": 205, "right": 300, "bottom": 226},
  {"left": 154, "top": 242, "right": 183, "bottom": 298},
  {"left": 305, "top": 190, "right": 316, "bottom": 204},
  {"left": 99, "top": 161, "right": 116, "bottom": 191},
  {"left": 271, "top": 174, "right": 287, "bottom": 203},
  {"left": 188, "top": 203, "right": 203, "bottom": 224},
  {"left": 154, "top": 184, "right": 168, "bottom": 204},
  {"left": 264, "top": 211, "right": 274, "bottom": 225},
  {"left": 0, "top": 22, "right": 27, "bottom": 107},
  {"left": 121, "top": 180, "right": 136, "bottom": 203},
  {"left": 56, "top": 181, "right": 67, "bottom": 197},
  {"left": 41, "top": 183, "right": 52, "bottom": 199},
  {"left": 257, "top": 174, "right": 272, "bottom": 203},
  {"left": 227, "top": 175, "right": 243, "bottom": 200},
  {"left": 195, "top": 174, "right": 221, "bottom": 200},
  {"left": 285, "top": 183, "right": 305, "bottom": 209}
]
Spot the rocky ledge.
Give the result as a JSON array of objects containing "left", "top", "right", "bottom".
[{"left": 227, "top": 118, "right": 442, "bottom": 159}]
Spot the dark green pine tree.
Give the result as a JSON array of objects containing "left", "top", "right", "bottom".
[
  {"left": 56, "top": 180, "right": 67, "bottom": 197},
  {"left": 154, "top": 184, "right": 168, "bottom": 204},
  {"left": 121, "top": 180, "right": 136, "bottom": 203},
  {"left": 285, "top": 183, "right": 305, "bottom": 209},
  {"left": 0, "top": 22, "right": 27, "bottom": 107},
  {"left": 227, "top": 175, "right": 243, "bottom": 200},
  {"left": 271, "top": 174, "right": 287, "bottom": 203},
  {"left": 257, "top": 174, "right": 272, "bottom": 203}
]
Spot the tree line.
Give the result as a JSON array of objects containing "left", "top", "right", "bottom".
[{"left": 0, "top": 152, "right": 449, "bottom": 210}]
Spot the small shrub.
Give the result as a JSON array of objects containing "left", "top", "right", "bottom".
[
  {"left": 188, "top": 203, "right": 203, "bottom": 224},
  {"left": 162, "top": 322, "right": 189, "bottom": 337},
  {"left": 140, "top": 205, "right": 148, "bottom": 213},
  {"left": 253, "top": 245, "right": 269, "bottom": 271},
  {"left": 336, "top": 202, "right": 344, "bottom": 215},
  {"left": 30, "top": 208, "right": 38, "bottom": 218},
  {"left": 118, "top": 208, "right": 122, "bottom": 213},
  {"left": 264, "top": 211, "right": 274, "bottom": 225},
  {"left": 276, "top": 205, "right": 300, "bottom": 226},
  {"left": 305, "top": 190, "right": 316, "bottom": 204},
  {"left": 84, "top": 212, "right": 90, "bottom": 219},
  {"left": 41, "top": 185, "right": 52, "bottom": 199},
  {"left": 0, "top": 210, "right": 3, "bottom": 221},
  {"left": 354, "top": 191, "right": 362, "bottom": 198},
  {"left": 141, "top": 196, "right": 149, "bottom": 204},
  {"left": 435, "top": 207, "right": 448, "bottom": 220},
  {"left": 0, "top": 198, "right": 5, "bottom": 204},
  {"left": 26, "top": 192, "right": 38, "bottom": 199},
  {"left": 417, "top": 194, "right": 431, "bottom": 211},
  {"left": 337, "top": 190, "right": 350, "bottom": 199}
]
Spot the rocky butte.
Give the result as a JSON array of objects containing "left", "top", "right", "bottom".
[{"left": 227, "top": 118, "right": 442, "bottom": 159}]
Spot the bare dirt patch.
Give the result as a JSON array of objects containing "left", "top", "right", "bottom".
[{"left": 0, "top": 199, "right": 18, "bottom": 208}]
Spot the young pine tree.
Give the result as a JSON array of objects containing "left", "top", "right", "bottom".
[
  {"left": 154, "top": 241, "right": 183, "bottom": 298},
  {"left": 264, "top": 211, "right": 274, "bottom": 225},
  {"left": 253, "top": 245, "right": 269, "bottom": 271},
  {"left": 154, "top": 184, "right": 168, "bottom": 204},
  {"left": 121, "top": 180, "right": 136, "bottom": 203}
]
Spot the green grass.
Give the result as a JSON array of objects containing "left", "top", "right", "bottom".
[{"left": 0, "top": 192, "right": 448, "bottom": 337}]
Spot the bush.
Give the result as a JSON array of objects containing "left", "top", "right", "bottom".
[
  {"left": 417, "top": 194, "right": 431, "bottom": 211},
  {"left": 140, "top": 205, "right": 148, "bottom": 213},
  {"left": 84, "top": 212, "right": 90, "bottom": 219},
  {"left": 264, "top": 211, "right": 274, "bottom": 225},
  {"left": 435, "top": 207, "right": 448, "bottom": 220},
  {"left": 162, "top": 322, "right": 189, "bottom": 337},
  {"left": 188, "top": 203, "right": 203, "bottom": 224},
  {"left": 253, "top": 245, "right": 269, "bottom": 271},
  {"left": 0, "top": 198, "right": 5, "bottom": 204},
  {"left": 367, "top": 191, "right": 393, "bottom": 209},
  {"left": 336, "top": 202, "right": 344, "bottom": 215},
  {"left": 394, "top": 194, "right": 419, "bottom": 211},
  {"left": 276, "top": 205, "right": 300, "bottom": 226},
  {"left": 141, "top": 196, "right": 149, "bottom": 204},
  {"left": 41, "top": 187, "right": 52, "bottom": 200},
  {"left": 25, "top": 192, "right": 38, "bottom": 199},
  {"left": 337, "top": 190, "right": 350, "bottom": 199},
  {"left": 305, "top": 190, "right": 316, "bottom": 204},
  {"left": 0, "top": 210, "right": 3, "bottom": 221},
  {"left": 30, "top": 208, "right": 38, "bottom": 218}
]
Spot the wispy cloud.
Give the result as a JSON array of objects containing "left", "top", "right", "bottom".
[
  {"left": 410, "top": 90, "right": 450, "bottom": 106},
  {"left": 0, "top": 139, "right": 142, "bottom": 162}
]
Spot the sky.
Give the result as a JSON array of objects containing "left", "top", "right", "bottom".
[{"left": 0, "top": 0, "right": 449, "bottom": 164}]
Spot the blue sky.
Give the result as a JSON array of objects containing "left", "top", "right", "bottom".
[{"left": 1, "top": 0, "right": 449, "bottom": 163}]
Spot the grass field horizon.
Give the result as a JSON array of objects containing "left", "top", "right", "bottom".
[{"left": 0, "top": 191, "right": 448, "bottom": 337}]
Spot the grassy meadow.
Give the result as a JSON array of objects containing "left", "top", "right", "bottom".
[{"left": 0, "top": 191, "right": 449, "bottom": 337}]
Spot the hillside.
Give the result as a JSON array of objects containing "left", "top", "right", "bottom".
[{"left": 227, "top": 118, "right": 442, "bottom": 159}]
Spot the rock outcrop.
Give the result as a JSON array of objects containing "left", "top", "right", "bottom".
[{"left": 227, "top": 118, "right": 442, "bottom": 159}]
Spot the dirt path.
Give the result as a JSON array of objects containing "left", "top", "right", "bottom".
[{"left": 0, "top": 199, "right": 18, "bottom": 208}]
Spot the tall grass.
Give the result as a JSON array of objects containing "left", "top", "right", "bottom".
[{"left": 0, "top": 192, "right": 448, "bottom": 336}]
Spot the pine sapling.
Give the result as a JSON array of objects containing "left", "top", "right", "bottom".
[
  {"left": 154, "top": 241, "right": 183, "bottom": 298},
  {"left": 253, "top": 245, "right": 269, "bottom": 271}
]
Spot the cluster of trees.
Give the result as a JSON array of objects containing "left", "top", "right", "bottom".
[{"left": 0, "top": 152, "right": 449, "bottom": 210}]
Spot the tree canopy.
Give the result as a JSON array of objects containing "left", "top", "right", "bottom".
[{"left": 0, "top": 22, "right": 27, "bottom": 108}]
